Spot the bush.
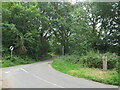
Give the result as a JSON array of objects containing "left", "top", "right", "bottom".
[
  {"left": 2, "top": 47, "right": 10, "bottom": 57},
  {"left": 55, "top": 52, "right": 119, "bottom": 70},
  {"left": 116, "top": 57, "right": 120, "bottom": 74},
  {"left": 57, "top": 55, "right": 81, "bottom": 64},
  {"left": 81, "top": 51, "right": 102, "bottom": 68},
  {"left": 2, "top": 53, "right": 52, "bottom": 67},
  {"left": 103, "top": 52, "right": 119, "bottom": 69},
  {"left": 52, "top": 56, "right": 119, "bottom": 85},
  {"left": 2, "top": 60, "right": 15, "bottom": 67},
  {"left": 2, "top": 54, "right": 35, "bottom": 67},
  {"left": 80, "top": 51, "right": 119, "bottom": 69}
]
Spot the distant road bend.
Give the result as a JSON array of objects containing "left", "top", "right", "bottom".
[{"left": 2, "top": 57, "right": 118, "bottom": 88}]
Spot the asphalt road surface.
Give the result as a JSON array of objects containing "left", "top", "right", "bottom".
[{"left": 2, "top": 59, "right": 118, "bottom": 88}]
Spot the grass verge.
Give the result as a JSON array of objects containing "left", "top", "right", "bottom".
[{"left": 51, "top": 56, "right": 119, "bottom": 85}]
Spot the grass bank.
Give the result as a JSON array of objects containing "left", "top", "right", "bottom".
[{"left": 51, "top": 56, "right": 119, "bottom": 85}]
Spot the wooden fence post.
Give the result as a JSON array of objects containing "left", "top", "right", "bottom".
[{"left": 103, "top": 56, "right": 107, "bottom": 71}]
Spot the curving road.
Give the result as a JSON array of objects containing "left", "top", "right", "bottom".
[{"left": 2, "top": 58, "right": 118, "bottom": 88}]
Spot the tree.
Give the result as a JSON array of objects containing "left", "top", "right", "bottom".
[
  {"left": 2, "top": 2, "right": 50, "bottom": 58},
  {"left": 50, "top": 2, "right": 73, "bottom": 54}
]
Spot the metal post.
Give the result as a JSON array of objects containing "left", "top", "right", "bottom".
[{"left": 11, "top": 50, "right": 12, "bottom": 60}]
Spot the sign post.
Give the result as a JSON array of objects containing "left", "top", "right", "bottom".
[{"left": 9, "top": 46, "right": 14, "bottom": 60}]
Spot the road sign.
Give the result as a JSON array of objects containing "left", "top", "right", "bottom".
[
  {"left": 9, "top": 46, "right": 14, "bottom": 60},
  {"left": 10, "top": 46, "right": 14, "bottom": 51}
]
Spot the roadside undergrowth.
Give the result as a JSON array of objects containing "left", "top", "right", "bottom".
[{"left": 51, "top": 56, "right": 119, "bottom": 85}]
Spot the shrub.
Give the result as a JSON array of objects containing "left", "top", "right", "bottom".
[
  {"left": 2, "top": 47, "right": 9, "bottom": 55},
  {"left": 54, "top": 52, "right": 118, "bottom": 70},
  {"left": 80, "top": 51, "right": 119, "bottom": 69},
  {"left": 2, "top": 60, "right": 15, "bottom": 67},
  {"left": 2, "top": 54, "right": 35, "bottom": 67},
  {"left": 2, "top": 53, "right": 51, "bottom": 67},
  {"left": 116, "top": 57, "right": 120, "bottom": 74},
  {"left": 103, "top": 52, "right": 119, "bottom": 69},
  {"left": 81, "top": 51, "right": 102, "bottom": 68},
  {"left": 57, "top": 55, "right": 81, "bottom": 64}
]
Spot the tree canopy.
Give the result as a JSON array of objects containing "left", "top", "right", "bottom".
[{"left": 2, "top": 2, "right": 120, "bottom": 59}]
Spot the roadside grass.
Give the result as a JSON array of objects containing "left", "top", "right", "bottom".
[
  {"left": 51, "top": 56, "right": 119, "bottom": 85},
  {"left": 1, "top": 54, "right": 52, "bottom": 68}
]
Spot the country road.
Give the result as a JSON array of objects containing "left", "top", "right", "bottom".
[{"left": 1, "top": 59, "right": 118, "bottom": 88}]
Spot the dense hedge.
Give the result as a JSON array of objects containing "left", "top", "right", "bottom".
[
  {"left": 2, "top": 47, "right": 52, "bottom": 67},
  {"left": 58, "top": 51, "right": 119, "bottom": 70},
  {"left": 81, "top": 51, "right": 119, "bottom": 69}
]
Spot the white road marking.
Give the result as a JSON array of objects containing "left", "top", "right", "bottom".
[
  {"left": 4, "top": 68, "right": 24, "bottom": 74},
  {"left": 4, "top": 71, "right": 10, "bottom": 73},
  {"left": 20, "top": 68, "right": 64, "bottom": 88},
  {"left": 20, "top": 68, "right": 29, "bottom": 73},
  {"left": 33, "top": 74, "right": 64, "bottom": 88}
]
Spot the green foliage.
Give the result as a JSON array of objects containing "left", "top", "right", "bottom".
[
  {"left": 2, "top": 2, "right": 119, "bottom": 70},
  {"left": 55, "top": 55, "right": 81, "bottom": 64},
  {"left": 2, "top": 46, "right": 52, "bottom": 67},
  {"left": 2, "top": 2, "right": 51, "bottom": 58},
  {"left": 82, "top": 2, "right": 120, "bottom": 54},
  {"left": 103, "top": 52, "right": 119, "bottom": 69},
  {"left": 81, "top": 50, "right": 102, "bottom": 68},
  {"left": 2, "top": 53, "right": 52, "bottom": 67},
  {"left": 2, "top": 54, "right": 32, "bottom": 67},
  {"left": 80, "top": 51, "right": 118, "bottom": 69},
  {"left": 2, "top": 60, "right": 15, "bottom": 67},
  {"left": 53, "top": 51, "right": 118, "bottom": 70}
]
